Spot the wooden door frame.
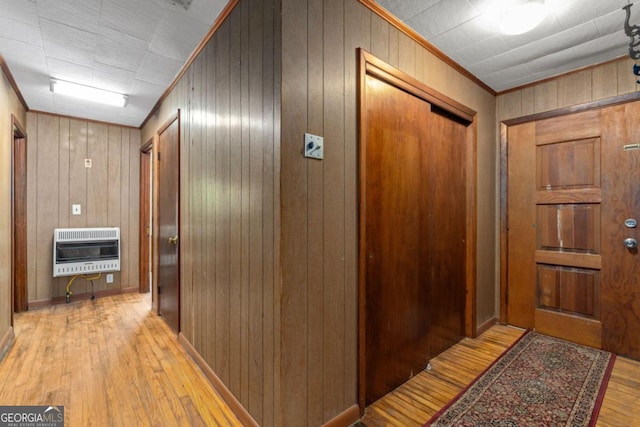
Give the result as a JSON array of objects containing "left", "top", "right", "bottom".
[
  {"left": 139, "top": 138, "right": 153, "bottom": 295},
  {"left": 499, "top": 92, "right": 640, "bottom": 324},
  {"left": 11, "top": 114, "right": 27, "bottom": 317},
  {"left": 357, "top": 49, "right": 477, "bottom": 412},
  {"left": 155, "top": 111, "right": 180, "bottom": 328}
]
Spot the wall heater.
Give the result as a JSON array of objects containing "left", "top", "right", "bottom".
[{"left": 53, "top": 227, "right": 120, "bottom": 277}]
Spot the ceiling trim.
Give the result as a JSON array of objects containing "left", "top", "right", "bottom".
[
  {"left": 29, "top": 109, "right": 140, "bottom": 130},
  {"left": 358, "top": 0, "right": 496, "bottom": 96},
  {"left": 497, "top": 55, "right": 631, "bottom": 96},
  {"left": 0, "top": 56, "right": 29, "bottom": 112},
  {"left": 140, "top": 0, "right": 240, "bottom": 130}
]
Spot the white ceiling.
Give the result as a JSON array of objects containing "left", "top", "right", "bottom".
[
  {"left": 378, "top": 0, "right": 631, "bottom": 91},
  {"left": 0, "top": 0, "right": 226, "bottom": 127},
  {"left": 0, "top": 0, "right": 633, "bottom": 127}
]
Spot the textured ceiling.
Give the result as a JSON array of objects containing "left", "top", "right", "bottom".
[
  {"left": 0, "top": 0, "right": 226, "bottom": 127},
  {"left": 0, "top": 0, "right": 634, "bottom": 127},
  {"left": 377, "top": 0, "right": 631, "bottom": 91}
]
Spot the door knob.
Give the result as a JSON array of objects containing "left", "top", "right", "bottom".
[
  {"left": 168, "top": 236, "right": 178, "bottom": 245},
  {"left": 624, "top": 237, "right": 637, "bottom": 249}
]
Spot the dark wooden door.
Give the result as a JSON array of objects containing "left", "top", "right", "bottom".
[
  {"left": 139, "top": 143, "right": 152, "bottom": 294},
  {"left": 600, "top": 101, "right": 640, "bottom": 359},
  {"left": 506, "top": 101, "right": 640, "bottom": 358},
  {"left": 361, "top": 74, "right": 466, "bottom": 405},
  {"left": 12, "top": 117, "right": 27, "bottom": 314},
  {"left": 157, "top": 114, "right": 180, "bottom": 334}
]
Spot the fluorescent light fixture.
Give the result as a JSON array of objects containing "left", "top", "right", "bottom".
[
  {"left": 499, "top": 0, "right": 547, "bottom": 35},
  {"left": 50, "top": 78, "right": 128, "bottom": 107}
]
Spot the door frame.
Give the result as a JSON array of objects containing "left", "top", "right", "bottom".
[
  {"left": 11, "top": 114, "right": 27, "bottom": 316},
  {"left": 155, "top": 111, "right": 180, "bottom": 330},
  {"left": 357, "top": 49, "right": 477, "bottom": 411},
  {"left": 499, "top": 92, "right": 640, "bottom": 324},
  {"left": 139, "top": 138, "right": 153, "bottom": 295}
]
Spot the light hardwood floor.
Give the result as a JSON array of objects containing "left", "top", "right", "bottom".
[
  {"left": 0, "top": 293, "right": 241, "bottom": 426},
  {"left": 358, "top": 325, "right": 640, "bottom": 427}
]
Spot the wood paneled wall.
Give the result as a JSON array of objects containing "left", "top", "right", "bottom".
[
  {"left": 497, "top": 57, "right": 638, "bottom": 121},
  {"left": 0, "top": 63, "right": 27, "bottom": 351},
  {"left": 25, "top": 112, "right": 140, "bottom": 303},
  {"left": 142, "top": 1, "right": 280, "bottom": 425},
  {"left": 143, "top": 0, "right": 496, "bottom": 425},
  {"left": 280, "top": 0, "right": 495, "bottom": 425}
]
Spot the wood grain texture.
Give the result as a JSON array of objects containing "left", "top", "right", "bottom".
[
  {"left": 0, "top": 293, "right": 242, "bottom": 426},
  {"left": 506, "top": 122, "right": 537, "bottom": 329},
  {"left": 140, "top": 0, "right": 496, "bottom": 425},
  {"left": 26, "top": 112, "right": 141, "bottom": 302},
  {"left": 358, "top": 324, "right": 640, "bottom": 426},
  {"left": 142, "top": 1, "right": 280, "bottom": 425}
]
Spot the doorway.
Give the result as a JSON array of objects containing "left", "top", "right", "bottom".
[
  {"left": 139, "top": 139, "right": 153, "bottom": 295},
  {"left": 11, "top": 115, "right": 27, "bottom": 315},
  {"left": 502, "top": 98, "right": 640, "bottom": 359},
  {"left": 357, "top": 50, "right": 477, "bottom": 409},
  {"left": 156, "top": 112, "right": 180, "bottom": 334}
]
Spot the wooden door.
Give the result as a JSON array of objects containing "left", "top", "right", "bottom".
[
  {"left": 600, "top": 102, "right": 640, "bottom": 359},
  {"left": 157, "top": 114, "right": 180, "bottom": 334},
  {"left": 506, "top": 102, "right": 640, "bottom": 358},
  {"left": 139, "top": 142, "right": 152, "bottom": 294},
  {"left": 360, "top": 74, "right": 467, "bottom": 405},
  {"left": 12, "top": 116, "right": 27, "bottom": 314}
]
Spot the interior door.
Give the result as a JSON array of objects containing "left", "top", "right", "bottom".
[
  {"left": 139, "top": 142, "right": 152, "bottom": 294},
  {"left": 157, "top": 114, "right": 180, "bottom": 334},
  {"left": 506, "top": 101, "right": 640, "bottom": 358},
  {"left": 12, "top": 117, "right": 27, "bottom": 314},
  {"left": 361, "top": 73, "right": 467, "bottom": 406}
]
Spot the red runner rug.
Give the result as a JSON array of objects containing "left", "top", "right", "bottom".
[{"left": 425, "top": 331, "right": 615, "bottom": 426}]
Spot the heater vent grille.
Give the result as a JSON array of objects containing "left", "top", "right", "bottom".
[
  {"left": 56, "top": 228, "right": 118, "bottom": 242},
  {"left": 53, "top": 228, "right": 121, "bottom": 277}
]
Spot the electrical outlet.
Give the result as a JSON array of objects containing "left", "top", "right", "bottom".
[{"left": 106, "top": 274, "right": 114, "bottom": 283}]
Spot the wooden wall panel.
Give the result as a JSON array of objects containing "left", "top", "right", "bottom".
[
  {"left": 0, "top": 63, "right": 27, "bottom": 347},
  {"left": 25, "top": 112, "right": 141, "bottom": 302},
  {"left": 281, "top": 0, "right": 495, "bottom": 425},
  {"left": 140, "top": 1, "right": 279, "bottom": 425},
  {"left": 140, "top": 0, "right": 496, "bottom": 425},
  {"left": 497, "top": 57, "right": 640, "bottom": 122}
]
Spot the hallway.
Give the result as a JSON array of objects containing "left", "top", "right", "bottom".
[{"left": 0, "top": 293, "right": 240, "bottom": 426}]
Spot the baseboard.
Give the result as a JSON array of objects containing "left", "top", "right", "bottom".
[
  {"left": 29, "top": 286, "right": 139, "bottom": 309},
  {"left": 0, "top": 327, "right": 15, "bottom": 362},
  {"left": 476, "top": 316, "right": 497, "bottom": 336},
  {"left": 178, "top": 333, "right": 259, "bottom": 427},
  {"left": 321, "top": 404, "right": 360, "bottom": 427}
]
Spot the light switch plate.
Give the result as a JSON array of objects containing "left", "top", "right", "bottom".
[
  {"left": 304, "top": 133, "right": 323, "bottom": 160},
  {"left": 72, "top": 204, "right": 81, "bottom": 215}
]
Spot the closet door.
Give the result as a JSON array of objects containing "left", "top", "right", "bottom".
[{"left": 361, "top": 74, "right": 467, "bottom": 406}]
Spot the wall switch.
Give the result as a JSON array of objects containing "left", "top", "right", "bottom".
[
  {"left": 84, "top": 158, "right": 92, "bottom": 168},
  {"left": 106, "top": 274, "right": 114, "bottom": 283},
  {"left": 304, "top": 133, "right": 323, "bottom": 160},
  {"left": 72, "top": 204, "right": 81, "bottom": 215}
]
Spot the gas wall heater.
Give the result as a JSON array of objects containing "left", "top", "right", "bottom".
[{"left": 53, "top": 227, "right": 121, "bottom": 277}]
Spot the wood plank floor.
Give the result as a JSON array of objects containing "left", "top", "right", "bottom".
[
  {"left": 0, "top": 293, "right": 241, "bottom": 427},
  {"left": 358, "top": 325, "right": 640, "bottom": 427}
]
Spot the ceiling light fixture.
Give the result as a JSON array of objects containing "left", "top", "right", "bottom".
[
  {"left": 50, "top": 79, "right": 128, "bottom": 107},
  {"left": 499, "top": 0, "right": 547, "bottom": 35}
]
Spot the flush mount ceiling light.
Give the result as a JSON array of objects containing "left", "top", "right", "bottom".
[
  {"left": 499, "top": 0, "right": 547, "bottom": 35},
  {"left": 50, "top": 79, "right": 128, "bottom": 107}
]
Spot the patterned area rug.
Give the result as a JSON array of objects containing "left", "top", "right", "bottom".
[{"left": 425, "top": 331, "right": 615, "bottom": 427}]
